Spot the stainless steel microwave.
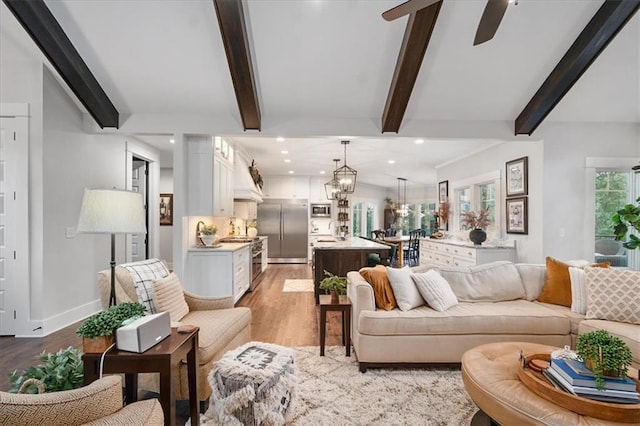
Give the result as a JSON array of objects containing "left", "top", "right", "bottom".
[{"left": 310, "top": 204, "right": 331, "bottom": 217}]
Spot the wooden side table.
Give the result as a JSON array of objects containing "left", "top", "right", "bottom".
[
  {"left": 83, "top": 327, "right": 199, "bottom": 426},
  {"left": 319, "top": 294, "right": 352, "bottom": 357}
]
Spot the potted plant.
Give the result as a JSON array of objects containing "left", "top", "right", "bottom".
[
  {"left": 247, "top": 220, "right": 258, "bottom": 238},
  {"left": 460, "top": 209, "right": 490, "bottom": 245},
  {"left": 612, "top": 196, "right": 640, "bottom": 250},
  {"left": 576, "top": 329, "right": 633, "bottom": 390},
  {"left": 76, "top": 302, "right": 146, "bottom": 353},
  {"left": 8, "top": 346, "right": 84, "bottom": 393},
  {"left": 199, "top": 224, "right": 218, "bottom": 246},
  {"left": 319, "top": 270, "right": 347, "bottom": 304}
]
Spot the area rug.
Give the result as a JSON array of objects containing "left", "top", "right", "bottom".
[
  {"left": 282, "top": 279, "right": 314, "bottom": 292},
  {"left": 189, "top": 346, "right": 478, "bottom": 425}
]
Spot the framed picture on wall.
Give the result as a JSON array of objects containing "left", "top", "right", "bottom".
[
  {"left": 506, "top": 196, "right": 528, "bottom": 234},
  {"left": 505, "top": 156, "right": 528, "bottom": 197},
  {"left": 160, "top": 193, "right": 173, "bottom": 226},
  {"left": 438, "top": 180, "right": 448, "bottom": 204}
]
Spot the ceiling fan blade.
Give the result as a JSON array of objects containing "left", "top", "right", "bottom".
[
  {"left": 473, "top": 0, "right": 509, "bottom": 45},
  {"left": 382, "top": 0, "right": 440, "bottom": 21}
]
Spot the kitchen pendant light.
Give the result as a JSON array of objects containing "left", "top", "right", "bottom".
[
  {"left": 324, "top": 158, "right": 342, "bottom": 200},
  {"left": 334, "top": 140, "right": 357, "bottom": 194}
]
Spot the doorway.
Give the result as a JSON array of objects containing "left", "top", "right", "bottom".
[{"left": 131, "top": 157, "right": 149, "bottom": 262}]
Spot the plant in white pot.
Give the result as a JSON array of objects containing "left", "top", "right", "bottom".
[
  {"left": 247, "top": 220, "right": 258, "bottom": 238},
  {"left": 199, "top": 224, "right": 218, "bottom": 246}
]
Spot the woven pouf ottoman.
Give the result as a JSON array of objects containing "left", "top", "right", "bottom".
[{"left": 204, "top": 341, "right": 296, "bottom": 425}]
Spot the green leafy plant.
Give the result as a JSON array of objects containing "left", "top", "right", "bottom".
[
  {"left": 8, "top": 346, "right": 84, "bottom": 393},
  {"left": 200, "top": 224, "right": 217, "bottom": 235},
  {"left": 76, "top": 302, "right": 146, "bottom": 339},
  {"left": 576, "top": 330, "right": 632, "bottom": 390},
  {"left": 612, "top": 196, "right": 640, "bottom": 250},
  {"left": 319, "top": 270, "right": 347, "bottom": 296}
]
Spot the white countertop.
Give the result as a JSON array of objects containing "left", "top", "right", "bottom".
[
  {"left": 420, "top": 237, "right": 515, "bottom": 249},
  {"left": 313, "top": 237, "right": 390, "bottom": 250},
  {"left": 188, "top": 242, "right": 251, "bottom": 252}
]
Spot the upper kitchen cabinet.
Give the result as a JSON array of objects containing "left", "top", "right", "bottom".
[
  {"left": 186, "top": 135, "right": 234, "bottom": 216},
  {"left": 262, "top": 176, "right": 309, "bottom": 199},
  {"left": 309, "top": 177, "right": 330, "bottom": 203}
]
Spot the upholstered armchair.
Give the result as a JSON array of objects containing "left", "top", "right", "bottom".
[
  {"left": 97, "top": 259, "right": 252, "bottom": 402},
  {"left": 0, "top": 376, "right": 163, "bottom": 426}
]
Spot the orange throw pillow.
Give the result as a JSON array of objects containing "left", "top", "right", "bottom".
[
  {"left": 359, "top": 265, "right": 397, "bottom": 310},
  {"left": 538, "top": 257, "right": 609, "bottom": 307}
]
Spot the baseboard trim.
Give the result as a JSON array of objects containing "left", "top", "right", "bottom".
[{"left": 32, "top": 299, "right": 102, "bottom": 337}]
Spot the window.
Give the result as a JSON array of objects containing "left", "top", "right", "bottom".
[
  {"left": 366, "top": 204, "right": 374, "bottom": 235},
  {"left": 449, "top": 171, "right": 500, "bottom": 233},
  {"left": 420, "top": 203, "right": 437, "bottom": 234},
  {"left": 455, "top": 187, "right": 471, "bottom": 230},
  {"left": 594, "top": 171, "right": 630, "bottom": 267},
  {"left": 479, "top": 183, "right": 496, "bottom": 233},
  {"left": 352, "top": 202, "right": 362, "bottom": 237}
]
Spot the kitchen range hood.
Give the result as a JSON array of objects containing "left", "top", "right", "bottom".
[{"left": 234, "top": 155, "right": 263, "bottom": 202}]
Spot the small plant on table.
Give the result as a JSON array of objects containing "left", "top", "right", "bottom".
[{"left": 576, "top": 329, "right": 633, "bottom": 390}]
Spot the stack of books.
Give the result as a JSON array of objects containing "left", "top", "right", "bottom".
[{"left": 544, "top": 358, "right": 640, "bottom": 404}]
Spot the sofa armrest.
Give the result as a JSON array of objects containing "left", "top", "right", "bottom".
[
  {"left": 0, "top": 376, "right": 123, "bottom": 425},
  {"left": 347, "top": 271, "right": 376, "bottom": 331},
  {"left": 183, "top": 290, "right": 234, "bottom": 311},
  {"left": 85, "top": 398, "right": 164, "bottom": 425}
]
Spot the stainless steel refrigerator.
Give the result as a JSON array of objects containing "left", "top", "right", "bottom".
[{"left": 258, "top": 199, "right": 308, "bottom": 263}]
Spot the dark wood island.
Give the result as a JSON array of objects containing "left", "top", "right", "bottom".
[{"left": 313, "top": 237, "right": 390, "bottom": 304}]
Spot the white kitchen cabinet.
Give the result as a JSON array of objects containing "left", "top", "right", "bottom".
[
  {"left": 186, "top": 135, "right": 234, "bottom": 217},
  {"left": 185, "top": 245, "right": 250, "bottom": 304},
  {"left": 309, "top": 177, "right": 330, "bottom": 202},
  {"left": 261, "top": 175, "right": 309, "bottom": 199},
  {"left": 419, "top": 239, "right": 516, "bottom": 267}
]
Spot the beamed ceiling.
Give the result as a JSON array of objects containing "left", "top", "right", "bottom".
[{"left": 1, "top": 0, "right": 638, "bottom": 188}]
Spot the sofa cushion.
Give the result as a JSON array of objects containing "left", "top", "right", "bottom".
[
  {"left": 180, "top": 307, "right": 252, "bottom": 364},
  {"left": 386, "top": 266, "right": 424, "bottom": 311},
  {"left": 411, "top": 270, "right": 458, "bottom": 312},
  {"left": 515, "top": 263, "right": 546, "bottom": 301},
  {"left": 585, "top": 267, "right": 640, "bottom": 325},
  {"left": 535, "top": 302, "right": 584, "bottom": 336},
  {"left": 152, "top": 273, "right": 189, "bottom": 322},
  {"left": 438, "top": 261, "right": 526, "bottom": 302},
  {"left": 358, "top": 265, "right": 396, "bottom": 311},
  {"left": 579, "top": 320, "right": 640, "bottom": 368},
  {"left": 568, "top": 267, "right": 587, "bottom": 314},
  {"left": 537, "top": 257, "right": 609, "bottom": 307},
  {"left": 357, "top": 300, "right": 570, "bottom": 336},
  {"left": 116, "top": 259, "right": 170, "bottom": 313}
]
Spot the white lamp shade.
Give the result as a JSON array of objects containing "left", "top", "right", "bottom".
[{"left": 77, "top": 189, "right": 147, "bottom": 234}]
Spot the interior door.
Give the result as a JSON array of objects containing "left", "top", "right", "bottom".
[
  {"left": 131, "top": 158, "right": 148, "bottom": 262},
  {"left": 0, "top": 116, "right": 27, "bottom": 335},
  {"left": 280, "top": 201, "right": 308, "bottom": 260}
]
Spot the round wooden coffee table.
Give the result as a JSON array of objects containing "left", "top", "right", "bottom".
[{"left": 461, "top": 342, "right": 637, "bottom": 426}]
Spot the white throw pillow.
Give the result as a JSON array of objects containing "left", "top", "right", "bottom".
[
  {"left": 568, "top": 267, "right": 587, "bottom": 315},
  {"left": 585, "top": 267, "right": 640, "bottom": 325},
  {"left": 386, "top": 266, "right": 424, "bottom": 311},
  {"left": 412, "top": 270, "right": 458, "bottom": 312},
  {"left": 152, "top": 272, "right": 189, "bottom": 322}
]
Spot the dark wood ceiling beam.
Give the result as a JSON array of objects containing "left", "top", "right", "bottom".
[
  {"left": 381, "top": 1, "right": 442, "bottom": 133},
  {"left": 515, "top": 0, "right": 640, "bottom": 136},
  {"left": 3, "top": 0, "right": 119, "bottom": 128},
  {"left": 213, "top": 0, "right": 261, "bottom": 131}
]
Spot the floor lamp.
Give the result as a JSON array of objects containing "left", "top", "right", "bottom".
[{"left": 77, "top": 189, "right": 147, "bottom": 307}]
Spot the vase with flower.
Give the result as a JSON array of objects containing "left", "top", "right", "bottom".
[{"left": 460, "top": 209, "right": 490, "bottom": 245}]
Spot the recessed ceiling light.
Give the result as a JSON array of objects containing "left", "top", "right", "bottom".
[
  {"left": 277, "top": 137, "right": 285, "bottom": 142},
  {"left": 281, "top": 150, "right": 288, "bottom": 154},
  {"left": 320, "top": 170, "right": 326, "bottom": 175},
  {"left": 169, "top": 139, "right": 175, "bottom": 144},
  {"left": 284, "top": 159, "right": 291, "bottom": 163},
  {"left": 414, "top": 139, "right": 424, "bottom": 144},
  {"left": 288, "top": 170, "right": 294, "bottom": 174},
  {"left": 388, "top": 160, "right": 395, "bottom": 164}
]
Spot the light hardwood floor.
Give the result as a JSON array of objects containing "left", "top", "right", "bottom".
[{"left": 0, "top": 263, "right": 348, "bottom": 391}]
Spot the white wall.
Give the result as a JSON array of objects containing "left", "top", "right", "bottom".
[{"left": 159, "top": 168, "right": 174, "bottom": 268}]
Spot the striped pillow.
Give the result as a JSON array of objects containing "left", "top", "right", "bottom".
[{"left": 152, "top": 273, "right": 189, "bottom": 322}]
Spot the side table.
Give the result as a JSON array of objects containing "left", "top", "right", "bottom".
[
  {"left": 83, "top": 327, "right": 199, "bottom": 426},
  {"left": 319, "top": 294, "right": 351, "bottom": 356}
]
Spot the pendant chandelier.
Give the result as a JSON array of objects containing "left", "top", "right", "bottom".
[
  {"left": 324, "top": 159, "right": 342, "bottom": 200},
  {"left": 396, "top": 177, "right": 408, "bottom": 218},
  {"left": 334, "top": 140, "right": 357, "bottom": 194}
]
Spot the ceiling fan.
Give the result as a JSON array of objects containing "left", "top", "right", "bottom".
[{"left": 382, "top": 0, "right": 514, "bottom": 46}]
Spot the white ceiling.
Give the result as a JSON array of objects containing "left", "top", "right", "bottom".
[{"left": 2, "top": 0, "right": 638, "bottom": 188}]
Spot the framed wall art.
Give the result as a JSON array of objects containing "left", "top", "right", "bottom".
[
  {"left": 438, "top": 180, "right": 449, "bottom": 204},
  {"left": 506, "top": 196, "right": 528, "bottom": 234},
  {"left": 160, "top": 193, "right": 173, "bottom": 226},
  {"left": 505, "top": 156, "right": 528, "bottom": 197}
]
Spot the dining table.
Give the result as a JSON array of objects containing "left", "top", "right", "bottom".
[{"left": 382, "top": 235, "right": 411, "bottom": 267}]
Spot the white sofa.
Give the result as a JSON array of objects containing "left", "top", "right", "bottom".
[{"left": 347, "top": 261, "right": 640, "bottom": 373}]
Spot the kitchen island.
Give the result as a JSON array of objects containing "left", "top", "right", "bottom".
[{"left": 312, "top": 237, "right": 390, "bottom": 304}]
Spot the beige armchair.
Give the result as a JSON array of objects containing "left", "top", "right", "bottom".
[
  {"left": 97, "top": 263, "right": 251, "bottom": 402},
  {"left": 0, "top": 376, "right": 163, "bottom": 426}
]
